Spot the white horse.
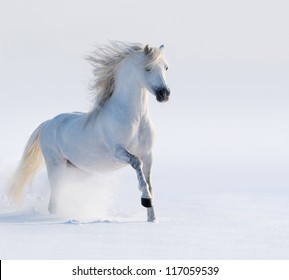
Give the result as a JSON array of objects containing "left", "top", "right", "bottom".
[{"left": 8, "top": 42, "right": 170, "bottom": 222}]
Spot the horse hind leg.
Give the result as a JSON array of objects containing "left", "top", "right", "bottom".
[{"left": 45, "top": 158, "right": 66, "bottom": 214}]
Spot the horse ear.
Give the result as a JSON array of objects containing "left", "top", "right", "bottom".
[
  {"left": 144, "top": 44, "right": 150, "bottom": 55},
  {"left": 159, "top": 45, "right": 165, "bottom": 51}
]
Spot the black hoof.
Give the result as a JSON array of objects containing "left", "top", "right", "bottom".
[{"left": 141, "top": 198, "right": 152, "bottom": 208}]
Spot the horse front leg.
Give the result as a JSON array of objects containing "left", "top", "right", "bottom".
[
  {"left": 115, "top": 147, "right": 156, "bottom": 222},
  {"left": 142, "top": 153, "right": 156, "bottom": 222}
]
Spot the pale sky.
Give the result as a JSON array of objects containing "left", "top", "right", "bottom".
[{"left": 1, "top": 0, "right": 288, "bottom": 165}]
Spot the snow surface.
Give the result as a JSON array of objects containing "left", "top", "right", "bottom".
[{"left": 1, "top": 159, "right": 289, "bottom": 260}]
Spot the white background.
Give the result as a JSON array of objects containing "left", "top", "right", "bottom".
[
  {"left": 2, "top": 260, "right": 289, "bottom": 280},
  {"left": 0, "top": 0, "right": 288, "bottom": 259}
]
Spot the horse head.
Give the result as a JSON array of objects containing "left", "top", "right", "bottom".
[{"left": 142, "top": 44, "right": 170, "bottom": 102}]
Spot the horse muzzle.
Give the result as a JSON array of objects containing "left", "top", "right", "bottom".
[{"left": 155, "top": 87, "right": 170, "bottom": 102}]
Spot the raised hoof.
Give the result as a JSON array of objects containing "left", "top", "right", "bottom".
[{"left": 141, "top": 197, "right": 152, "bottom": 208}]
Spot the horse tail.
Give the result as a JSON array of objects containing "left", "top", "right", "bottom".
[{"left": 8, "top": 122, "right": 47, "bottom": 203}]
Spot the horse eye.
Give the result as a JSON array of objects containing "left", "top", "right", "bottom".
[
  {"left": 145, "top": 67, "right": 152, "bottom": 72},
  {"left": 165, "top": 66, "right": 169, "bottom": 71}
]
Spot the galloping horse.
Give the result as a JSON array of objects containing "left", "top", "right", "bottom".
[{"left": 9, "top": 42, "right": 170, "bottom": 222}]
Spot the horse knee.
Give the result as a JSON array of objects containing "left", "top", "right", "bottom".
[
  {"left": 129, "top": 155, "right": 142, "bottom": 170},
  {"left": 132, "top": 160, "right": 141, "bottom": 170}
]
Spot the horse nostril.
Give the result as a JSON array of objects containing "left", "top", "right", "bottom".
[
  {"left": 157, "top": 88, "right": 169, "bottom": 97},
  {"left": 156, "top": 88, "right": 164, "bottom": 98}
]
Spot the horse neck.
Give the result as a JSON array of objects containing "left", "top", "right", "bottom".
[{"left": 112, "top": 63, "right": 149, "bottom": 117}]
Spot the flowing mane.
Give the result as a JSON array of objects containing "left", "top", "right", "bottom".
[{"left": 87, "top": 41, "right": 163, "bottom": 115}]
